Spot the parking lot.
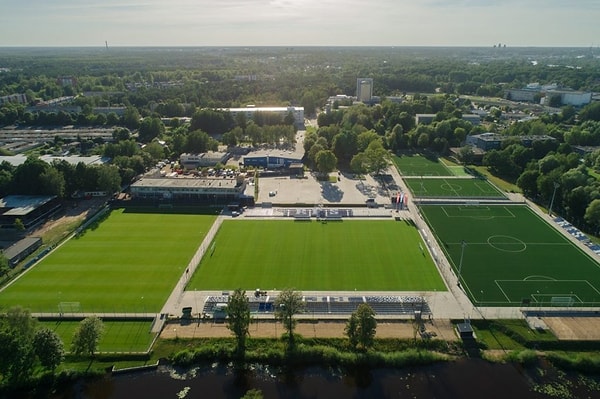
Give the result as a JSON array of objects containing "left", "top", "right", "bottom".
[{"left": 250, "top": 170, "right": 400, "bottom": 206}]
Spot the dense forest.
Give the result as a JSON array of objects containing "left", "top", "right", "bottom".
[{"left": 0, "top": 46, "right": 599, "bottom": 234}]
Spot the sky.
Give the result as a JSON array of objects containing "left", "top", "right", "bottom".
[{"left": 1, "top": 0, "right": 599, "bottom": 47}]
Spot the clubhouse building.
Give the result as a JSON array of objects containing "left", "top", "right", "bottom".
[{"left": 129, "top": 176, "right": 251, "bottom": 205}]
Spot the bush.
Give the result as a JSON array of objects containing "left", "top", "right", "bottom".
[
  {"left": 547, "top": 352, "right": 600, "bottom": 374},
  {"left": 504, "top": 350, "right": 538, "bottom": 366}
]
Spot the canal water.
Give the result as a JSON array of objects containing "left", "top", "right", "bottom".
[{"left": 52, "top": 358, "right": 600, "bottom": 399}]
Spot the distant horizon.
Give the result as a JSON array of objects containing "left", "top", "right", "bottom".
[
  {"left": 1, "top": 1, "right": 598, "bottom": 48},
  {"left": 0, "top": 44, "right": 596, "bottom": 49}
]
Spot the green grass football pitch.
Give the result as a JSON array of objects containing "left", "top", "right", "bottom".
[
  {"left": 419, "top": 205, "right": 600, "bottom": 306},
  {"left": 38, "top": 319, "right": 155, "bottom": 353},
  {"left": 0, "top": 209, "right": 215, "bottom": 313},
  {"left": 187, "top": 220, "right": 447, "bottom": 291},
  {"left": 404, "top": 178, "right": 505, "bottom": 199},
  {"left": 393, "top": 154, "right": 453, "bottom": 176}
]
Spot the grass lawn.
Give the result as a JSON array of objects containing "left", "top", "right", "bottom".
[
  {"left": 0, "top": 209, "right": 216, "bottom": 313},
  {"left": 439, "top": 158, "right": 472, "bottom": 177},
  {"left": 187, "top": 220, "right": 446, "bottom": 291},
  {"left": 392, "top": 154, "right": 453, "bottom": 176},
  {"left": 420, "top": 205, "right": 600, "bottom": 306},
  {"left": 404, "top": 178, "right": 505, "bottom": 199},
  {"left": 39, "top": 319, "right": 155, "bottom": 353},
  {"left": 470, "top": 166, "right": 522, "bottom": 193}
]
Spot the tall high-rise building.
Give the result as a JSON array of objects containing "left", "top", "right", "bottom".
[{"left": 356, "top": 78, "right": 373, "bottom": 102}]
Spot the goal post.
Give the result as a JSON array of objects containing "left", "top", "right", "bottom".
[{"left": 58, "top": 302, "right": 81, "bottom": 314}]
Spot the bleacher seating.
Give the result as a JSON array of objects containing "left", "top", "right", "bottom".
[{"left": 203, "top": 295, "right": 431, "bottom": 317}]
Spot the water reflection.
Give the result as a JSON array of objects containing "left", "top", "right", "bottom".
[{"left": 51, "top": 358, "right": 600, "bottom": 399}]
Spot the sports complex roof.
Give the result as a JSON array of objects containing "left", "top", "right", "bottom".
[{"left": 0, "top": 195, "right": 57, "bottom": 216}]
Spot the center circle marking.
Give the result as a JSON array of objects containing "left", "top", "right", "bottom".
[{"left": 487, "top": 235, "right": 527, "bottom": 253}]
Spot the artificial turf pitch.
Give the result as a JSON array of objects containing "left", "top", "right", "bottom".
[
  {"left": 187, "top": 220, "right": 446, "bottom": 292},
  {"left": 0, "top": 209, "right": 216, "bottom": 313},
  {"left": 404, "top": 178, "right": 505, "bottom": 199},
  {"left": 393, "top": 154, "right": 453, "bottom": 176},
  {"left": 419, "top": 205, "right": 600, "bottom": 306}
]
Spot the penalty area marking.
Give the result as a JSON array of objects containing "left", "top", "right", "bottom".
[{"left": 495, "top": 279, "right": 600, "bottom": 304}]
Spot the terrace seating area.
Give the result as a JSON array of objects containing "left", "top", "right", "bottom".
[
  {"left": 554, "top": 216, "right": 600, "bottom": 257},
  {"left": 202, "top": 294, "right": 431, "bottom": 317}
]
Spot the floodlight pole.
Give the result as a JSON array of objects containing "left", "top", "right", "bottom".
[
  {"left": 548, "top": 182, "right": 560, "bottom": 215},
  {"left": 458, "top": 240, "right": 467, "bottom": 286}
]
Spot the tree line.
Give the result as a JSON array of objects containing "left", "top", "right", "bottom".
[
  {"left": 226, "top": 289, "right": 378, "bottom": 357},
  {"left": 0, "top": 307, "right": 104, "bottom": 387}
]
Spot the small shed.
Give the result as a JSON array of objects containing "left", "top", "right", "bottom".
[
  {"left": 456, "top": 322, "right": 474, "bottom": 339},
  {"left": 4, "top": 237, "right": 42, "bottom": 266},
  {"left": 289, "top": 163, "right": 304, "bottom": 177}
]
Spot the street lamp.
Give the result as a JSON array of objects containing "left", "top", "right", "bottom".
[
  {"left": 548, "top": 182, "right": 560, "bottom": 215},
  {"left": 457, "top": 240, "right": 467, "bottom": 286}
]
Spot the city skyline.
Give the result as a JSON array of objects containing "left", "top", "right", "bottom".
[{"left": 1, "top": 0, "right": 599, "bottom": 47}]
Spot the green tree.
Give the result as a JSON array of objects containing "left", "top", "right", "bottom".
[
  {"left": 0, "top": 252, "right": 10, "bottom": 278},
  {"left": 97, "top": 165, "right": 122, "bottom": 194},
  {"left": 241, "top": 389, "right": 264, "bottom": 399},
  {"left": 185, "top": 130, "right": 212, "bottom": 153},
  {"left": 315, "top": 150, "right": 337, "bottom": 177},
  {"left": 33, "top": 328, "right": 64, "bottom": 371},
  {"left": 226, "top": 289, "right": 251, "bottom": 358},
  {"left": 222, "top": 130, "right": 238, "bottom": 147},
  {"left": 71, "top": 316, "right": 104, "bottom": 357},
  {"left": 579, "top": 102, "right": 600, "bottom": 122},
  {"left": 457, "top": 146, "right": 474, "bottom": 165},
  {"left": 417, "top": 132, "right": 429, "bottom": 148},
  {"left": 345, "top": 303, "right": 377, "bottom": 350},
  {"left": 274, "top": 289, "right": 304, "bottom": 348},
  {"left": 14, "top": 218, "right": 25, "bottom": 231},
  {"left": 301, "top": 92, "right": 317, "bottom": 117},
  {"left": 386, "top": 123, "right": 405, "bottom": 152},
  {"left": 585, "top": 199, "right": 600, "bottom": 234},
  {"left": 113, "top": 127, "right": 131, "bottom": 141},
  {"left": 364, "top": 140, "right": 389, "bottom": 175},
  {"left": 138, "top": 117, "right": 165, "bottom": 143},
  {"left": 350, "top": 152, "right": 369, "bottom": 175},
  {"left": 516, "top": 169, "right": 540, "bottom": 198},
  {"left": 143, "top": 141, "right": 166, "bottom": 162},
  {"left": 123, "top": 107, "right": 141, "bottom": 130},
  {"left": 0, "top": 307, "right": 37, "bottom": 382},
  {"left": 39, "top": 167, "right": 66, "bottom": 197}
]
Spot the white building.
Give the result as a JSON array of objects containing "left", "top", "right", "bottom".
[
  {"left": 356, "top": 78, "right": 373, "bottom": 102},
  {"left": 545, "top": 90, "right": 592, "bottom": 107},
  {"left": 179, "top": 152, "right": 230, "bottom": 170},
  {"left": 130, "top": 177, "right": 246, "bottom": 203}
]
